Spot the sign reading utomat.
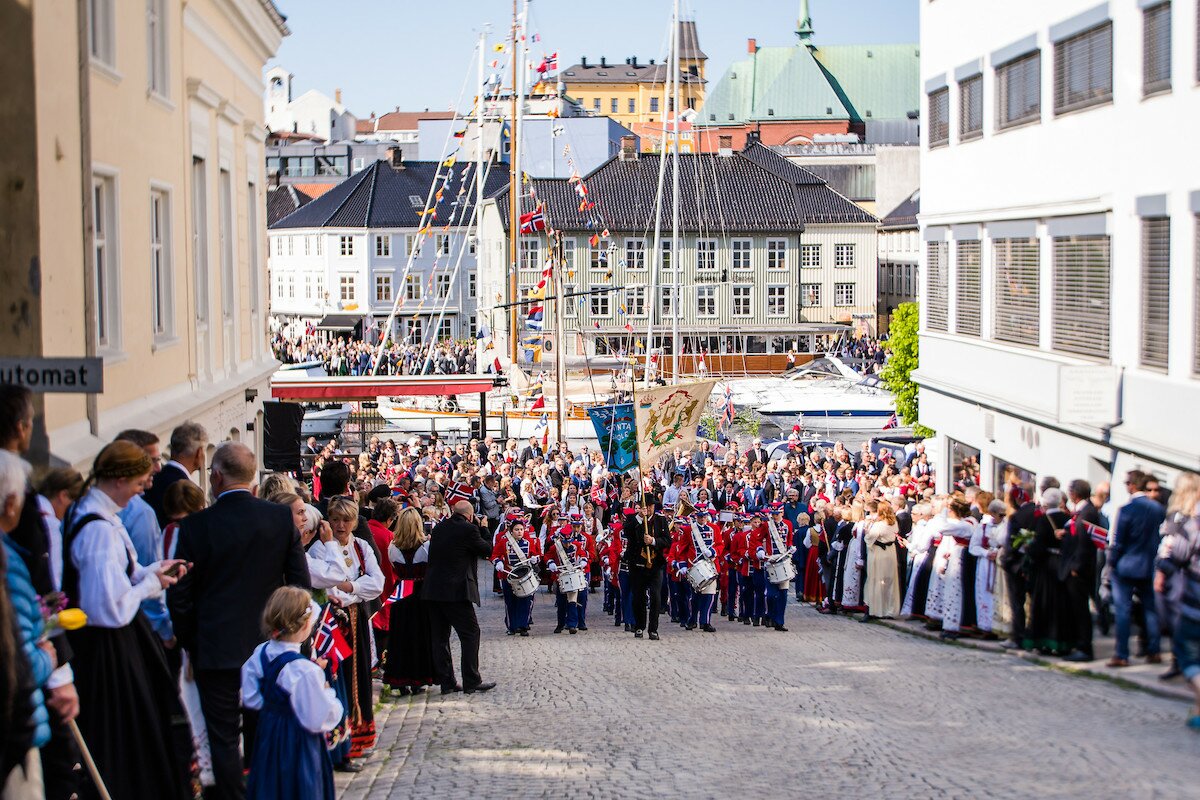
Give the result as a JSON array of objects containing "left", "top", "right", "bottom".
[{"left": 0, "top": 357, "right": 103, "bottom": 394}]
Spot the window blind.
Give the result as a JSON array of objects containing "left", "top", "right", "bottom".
[
  {"left": 993, "top": 237, "right": 1040, "bottom": 347},
  {"left": 1140, "top": 217, "right": 1171, "bottom": 369},
  {"left": 1054, "top": 23, "right": 1113, "bottom": 114},
  {"left": 1143, "top": 1, "right": 1172, "bottom": 95},
  {"left": 996, "top": 51, "right": 1041, "bottom": 129},
  {"left": 955, "top": 241, "right": 982, "bottom": 337},
  {"left": 1052, "top": 235, "right": 1111, "bottom": 359},
  {"left": 959, "top": 75, "right": 983, "bottom": 140},
  {"left": 926, "top": 241, "right": 949, "bottom": 332},
  {"left": 928, "top": 88, "right": 950, "bottom": 147}
]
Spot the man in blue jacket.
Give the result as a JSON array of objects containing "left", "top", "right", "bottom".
[{"left": 1108, "top": 470, "right": 1166, "bottom": 667}]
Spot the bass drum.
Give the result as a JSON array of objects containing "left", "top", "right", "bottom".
[
  {"left": 685, "top": 558, "right": 718, "bottom": 592},
  {"left": 765, "top": 554, "right": 797, "bottom": 587},
  {"left": 508, "top": 563, "right": 540, "bottom": 598}
]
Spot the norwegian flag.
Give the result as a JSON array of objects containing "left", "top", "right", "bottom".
[
  {"left": 312, "top": 604, "right": 352, "bottom": 665},
  {"left": 371, "top": 580, "right": 415, "bottom": 630},
  {"left": 882, "top": 412, "right": 899, "bottom": 430},
  {"left": 536, "top": 52, "right": 557, "bottom": 74},
  {"left": 519, "top": 207, "right": 547, "bottom": 233},
  {"left": 445, "top": 481, "right": 475, "bottom": 504},
  {"left": 1075, "top": 520, "right": 1109, "bottom": 550},
  {"left": 720, "top": 383, "right": 735, "bottom": 430}
]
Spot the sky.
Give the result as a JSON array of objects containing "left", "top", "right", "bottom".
[{"left": 270, "top": 0, "right": 918, "bottom": 117}]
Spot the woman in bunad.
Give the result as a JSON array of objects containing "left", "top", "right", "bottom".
[
  {"left": 863, "top": 500, "right": 901, "bottom": 621},
  {"left": 969, "top": 498, "right": 1007, "bottom": 638},
  {"left": 62, "top": 440, "right": 193, "bottom": 799},
  {"left": 920, "top": 499, "right": 955, "bottom": 623},
  {"left": 837, "top": 502, "right": 867, "bottom": 613},
  {"left": 802, "top": 508, "right": 828, "bottom": 606},
  {"left": 1023, "top": 488, "right": 1073, "bottom": 655},
  {"left": 383, "top": 508, "right": 435, "bottom": 695},
  {"left": 904, "top": 499, "right": 947, "bottom": 618},
  {"left": 324, "top": 497, "right": 384, "bottom": 768},
  {"left": 492, "top": 511, "right": 540, "bottom": 637},
  {"left": 938, "top": 497, "right": 977, "bottom": 639}
]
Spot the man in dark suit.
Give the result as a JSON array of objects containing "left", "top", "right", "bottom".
[
  {"left": 1000, "top": 487, "right": 1037, "bottom": 650},
  {"left": 623, "top": 500, "right": 670, "bottom": 639},
  {"left": 1061, "top": 479, "right": 1100, "bottom": 663},
  {"left": 1107, "top": 470, "right": 1165, "bottom": 667},
  {"left": 519, "top": 436, "right": 544, "bottom": 466},
  {"left": 168, "top": 442, "right": 310, "bottom": 800},
  {"left": 746, "top": 439, "right": 768, "bottom": 467},
  {"left": 143, "top": 421, "right": 208, "bottom": 527},
  {"left": 423, "top": 500, "right": 495, "bottom": 694}
]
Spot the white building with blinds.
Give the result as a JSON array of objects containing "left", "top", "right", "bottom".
[{"left": 916, "top": 0, "right": 1200, "bottom": 498}]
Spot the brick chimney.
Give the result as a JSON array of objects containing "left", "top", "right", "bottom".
[
  {"left": 619, "top": 135, "right": 638, "bottom": 161},
  {"left": 718, "top": 135, "right": 733, "bottom": 157},
  {"left": 747, "top": 38, "right": 757, "bottom": 54},
  {"left": 335, "top": 87, "right": 342, "bottom": 105}
]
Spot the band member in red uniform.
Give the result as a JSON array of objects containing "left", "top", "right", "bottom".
[
  {"left": 747, "top": 512, "right": 771, "bottom": 627},
  {"left": 729, "top": 513, "right": 753, "bottom": 624},
  {"left": 602, "top": 517, "right": 627, "bottom": 628},
  {"left": 666, "top": 518, "right": 689, "bottom": 625},
  {"left": 569, "top": 513, "right": 594, "bottom": 630},
  {"left": 681, "top": 508, "right": 723, "bottom": 632},
  {"left": 717, "top": 502, "right": 737, "bottom": 619},
  {"left": 492, "top": 512, "right": 541, "bottom": 636},
  {"left": 546, "top": 523, "right": 590, "bottom": 634},
  {"left": 759, "top": 503, "right": 796, "bottom": 631}
]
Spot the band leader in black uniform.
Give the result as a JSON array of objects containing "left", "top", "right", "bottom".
[{"left": 622, "top": 499, "right": 670, "bottom": 640}]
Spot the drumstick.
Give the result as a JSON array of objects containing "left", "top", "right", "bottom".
[{"left": 69, "top": 719, "right": 114, "bottom": 800}]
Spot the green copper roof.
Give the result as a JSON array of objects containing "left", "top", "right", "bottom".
[{"left": 703, "top": 42, "right": 919, "bottom": 125}]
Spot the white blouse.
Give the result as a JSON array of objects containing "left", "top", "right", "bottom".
[
  {"left": 241, "top": 639, "right": 343, "bottom": 734},
  {"left": 69, "top": 488, "right": 166, "bottom": 629},
  {"left": 326, "top": 537, "right": 384, "bottom": 606},
  {"left": 305, "top": 540, "right": 349, "bottom": 590}
]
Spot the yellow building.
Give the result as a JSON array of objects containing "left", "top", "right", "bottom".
[
  {"left": 558, "top": 20, "right": 706, "bottom": 128},
  {"left": 3, "top": 0, "right": 286, "bottom": 469}
]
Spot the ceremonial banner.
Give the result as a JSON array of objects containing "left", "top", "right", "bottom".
[
  {"left": 587, "top": 403, "right": 638, "bottom": 474},
  {"left": 634, "top": 381, "right": 716, "bottom": 468}
]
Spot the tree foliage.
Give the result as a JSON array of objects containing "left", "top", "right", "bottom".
[{"left": 880, "top": 302, "right": 935, "bottom": 438}]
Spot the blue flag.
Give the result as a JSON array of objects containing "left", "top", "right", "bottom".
[{"left": 587, "top": 403, "right": 638, "bottom": 474}]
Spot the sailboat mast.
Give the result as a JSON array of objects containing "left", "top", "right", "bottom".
[
  {"left": 507, "top": 0, "right": 520, "bottom": 366},
  {"left": 553, "top": 233, "right": 566, "bottom": 446},
  {"left": 670, "top": 0, "right": 681, "bottom": 385}
]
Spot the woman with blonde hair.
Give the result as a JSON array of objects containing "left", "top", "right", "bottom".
[
  {"left": 863, "top": 500, "right": 900, "bottom": 620},
  {"left": 383, "top": 507, "right": 435, "bottom": 695},
  {"left": 63, "top": 440, "right": 193, "bottom": 798}
]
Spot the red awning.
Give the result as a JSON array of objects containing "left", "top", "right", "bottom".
[{"left": 271, "top": 375, "right": 497, "bottom": 402}]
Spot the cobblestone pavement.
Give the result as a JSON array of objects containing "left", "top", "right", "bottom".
[{"left": 339, "top": 572, "right": 1200, "bottom": 800}]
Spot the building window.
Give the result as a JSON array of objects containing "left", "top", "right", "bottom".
[
  {"left": 650, "top": 97, "right": 660, "bottom": 113},
  {"left": 286, "top": 275, "right": 295, "bottom": 299},
  {"left": 562, "top": 238, "right": 576, "bottom": 269},
  {"left": 149, "top": 188, "right": 173, "bottom": 339},
  {"left": 405, "top": 318, "right": 423, "bottom": 344},
  {"left": 696, "top": 239, "right": 716, "bottom": 271},
  {"left": 925, "top": 241, "right": 949, "bottom": 332},
  {"left": 993, "top": 237, "right": 1040, "bottom": 347},
  {"left": 928, "top": 87, "right": 950, "bottom": 147},
  {"left": 286, "top": 235, "right": 294, "bottom": 257},
  {"left": 592, "top": 98, "right": 601, "bottom": 111},
  {"left": 468, "top": 317, "right": 477, "bottom": 339},
  {"left": 520, "top": 239, "right": 540, "bottom": 270},
  {"left": 435, "top": 274, "right": 451, "bottom": 298},
  {"left": 246, "top": 184, "right": 259, "bottom": 318},
  {"left": 1140, "top": 217, "right": 1171, "bottom": 369},
  {"left": 375, "top": 274, "right": 392, "bottom": 303},
  {"left": 92, "top": 175, "right": 119, "bottom": 348},
  {"left": 146, "top": 0, "right": 168, "bottom": 96},
  {"left": 610, "top": 98, "right": 618, "bottom": 113},
  {"left": 405, "top": 274, "right": 421, "bottom": 300},
  {"left": 834, "top": 283, "right": 855, "bottom": 307},
  {"left": 339, "top": 274, "right": 355, "bottom": 302},
  {"left": 628, "top": 98, "right": 635, "bottom": 114},
  {"left": 623, "top": 238, "right": 646, "bottom": 270},
  {"left": 468, "top": 272, "right": 477, "bottom": 298},
  {"left": 436, "top": 319, "right": 452, "bottom": 340},
  {"left": 589, "top": 239, "right": 609, "bottom": 271},
  {"left": 406, "top": 234, "right": 421, "bottom": 256},
  {"left": 659, "top": 239, "right": 672, "bottom": 270},
  {"left": 340, "top": 235, "right": 354, "bottom": 256},
  {"left": 949, "top": 439, "right": 982, "bottom": 489},
  {"left": 352, "top": 157, "right": 365, "bottom": 173},
  {"left": 834, "top": 243, "right": 856, "bottom": 268},
  {"left": 1052, "top": 234, "right": 1111, "bottom": 359},
  {"left": 959, "top": 74, "right": 983, "bottom": 140},
  {"left": 375, "top": 235, "right": 390, "bottom": 257},
  {"left": 955, "top": 240, "right": 982, "bottom": 337},
  {"left": 191, "top": 160, "right": 208, "bottom": 325},
  {"left": 436, "top": 234, "right": 451, "bottom": 256},
  {"left": 218, "top": 170, "right": 236, "bottom": 322},
  {"left": 800, "top": 283, "right": 821, "bottom": 307},
  {"left": 732, "top": 285, "right": 752, "bottom": 316},
  {"left": 590, "top": 291, "right": 610, "bottom": 317},
  {"left": 766, "top": 285, "right": 788, "bottom": 316},
  {"left": 731, "top": 239, "right": 752, "bottom": 270},
  {"left": 564, "top": 284, "right": 577, "bottom": 317},
  {"left": 800, "top": 244, "right": 821, "bottom": 268},
  {"left": 696, "top": 285, "right": 716, "bottom": 316},
  {"left": 1053, "top": 22, "right": 1113, "bottom": 115},
  {"left": 996, "top": 51, "right": 1041, "bottom": 129},
  {"left": 314, "top": 274, "right": 324, "bottom": 302},
  {"left": 1143, "top": 1, "right": 1172, "bottom": 95},
  {"left": 660, "top": 286, "right": 674, "bottom": 317},
  {"left": 89, "top": 0, "right": 116, "bottom": 67},
  {"left": 766, "top": 239, "right": 787, "bottom": 270},
  {"left": 625, "top": 286, "right": 646, "bottom": 316},
  {"left": 272, "top": 237, "right": 282, "bottom": 256},
  {"left": 315, "top": 235, "right": 322, "bottom": 256}
]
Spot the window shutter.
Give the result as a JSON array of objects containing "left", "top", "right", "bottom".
[
  {"left": 959, "top": 75, "right": 983, "bottom": 140},
  {"left": 1143, "top": 2, "right": 1172, "bottom": 95},
  {"left": 1052, "top": 235, "right": 1111, "bottom": 359},
  {"left": 996, "top": 51, "right": 1041, "bottom": 129},
  {"left": 1140, "top": 217, "right": 1171, "bottom": 369},
  {"left": 1053, "top": 23, "right": 1113, "bottom": 114},
  {"left": 993, "top": 237, "right": 1040, "bottom": 347},
  {"left": 928, "top": 88, "right": 950, "bottom": 147},
  {"left": 955, "top": 241, "right": 982, "bottom": 336},
  {"left": 925, "top": 241, "right": 949, "bottom": 332}
]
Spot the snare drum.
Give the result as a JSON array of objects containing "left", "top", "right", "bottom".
[
  {"left": 557, "top": 568, "right": 588, "bottom": 595},
  {"left": 686, "top": 558, "right": 718, "bottom": 592},
  {"left": 765, "top": 554, "right": 797, "bottom": 586},
  {"left": 508, "top": 562, "right": 540, "bottom": 598}
]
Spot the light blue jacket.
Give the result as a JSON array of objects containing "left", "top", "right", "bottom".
[
  {"left": 119, "top": 495, "right": 173, "bottom": 640},
  {"left": 3, "top": 537, "right": 52, "bottom": 747}
]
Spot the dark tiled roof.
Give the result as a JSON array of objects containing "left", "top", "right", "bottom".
[
  {"left": 559, "top": 63, "right": 705, "bottom": 85},
  {"left": 677, "top": 21, "right": 706, "bottom": 60},
  {"left": 880, "top": 189, "right": 919, "bottom": 230},
  {"left": 495, "top": 141, "right": 875, "bottom": 233},
  {"left": 270, "top": 159, "right": 509, "bottom": 229},
  {"left": 266, "top": 185, "right": 313, "bottom": 227}
]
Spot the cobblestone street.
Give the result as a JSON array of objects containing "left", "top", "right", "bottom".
[{"left": 338, "top": 570, "right": 1200, "bottom": 800}]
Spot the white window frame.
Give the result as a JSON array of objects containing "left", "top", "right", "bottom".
[
  {"left": 89, "top": 0, "right": 117, "bottom": 69},
  {"left": 436, "top": 319, "right": 453, "bottom": 341},
  {"left": 564, "top": 284, "right": 578, "bottom": 317},
  {"left": 339, "top": 235, "right": 354, "bottom": 256},
  {"left": 435, "top": 274, "right": 451, "bottom": 299},
  {"left": 92, "top": 172, "right": 121, "bottom": 352},
  {"left": 766, "top": 285, "right": 788, "bottom": 317},
  {"left": 405, "top": 274, "right": 422, "bottom": 300},
  {"left": 697, "top": 239, "right": 716, "bottom": 271},
  {"left": 406, "top": 234, "right": 421, "bottom": 256},
  {"left": 624, "top": 238, "right": 646, "bottom": 271},
  {"left": 375, "top": 234, "right": 391, "bottom": 257},
  {"left": 732, "top": 285, "right": 752, "bottom": 317},
  {"left": 766, "top": 239, "right": 787, "bottom": 270},
  {"left": 834, "top": 282, "right": 855, "bottom": 307},
  {"left": 659, "top": 239, "right": 673, "bottom": 271},
  {"left": 146, "top": 0, "right": 169, "bottom": 98},
  {"left": 696, "top": 285, "right": 716, "bottom": 316},
  {"left": 660, "top": 285, "right": 675, "bottom": 317},
  {"left": 834, "top": 243, "right": 856, "bottom": 268},
  {"left": 286, "top": 234, "right": 294, "bottom": 256},
  {"left": 520, "top": 238, "right": 541, "bottom": 270},
  {"left": 731, "top": 239, "right": 752, "bottom": 271},
  {"left": 590, "top": 291, "right": 610, "bottom": 317},
  {"left": 314, "top": 234, "right": 322, "bottom": 256},
  {"left": 374, "top": 273, "right": 392, "bottom": 304},
  {"left": 149, "top": 185, "right": 174, "bottom": 341},
  {"left": 625, "top": 286, "right": 646, "bottom": 316},
  {"left": 436, "top": 234, "right": 451, "bottom": 257},
  {"left": 338, "top": 274, "right": 355, "bottom": 303},
  {"left": 800, "top": 283, "right": 821, "bottom": 307},
  {"left": 800, "top": 243, "right": 821, "bottom": 268},
  {"left": 468, "top": 272, "right": 477, "bottom": 298}
]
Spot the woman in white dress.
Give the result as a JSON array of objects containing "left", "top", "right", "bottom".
[
  {"left": 838, "top": 502, "right": 866, "bottom": 611},
  {"left": 863, "top": 501, "right": 901, "bottom": 619},
  {"left": 937, "top": 497, "right": 977, "bottom": 638},
  {"left": 970, "top": 499, "right": 1007, "bottom": 636}
]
